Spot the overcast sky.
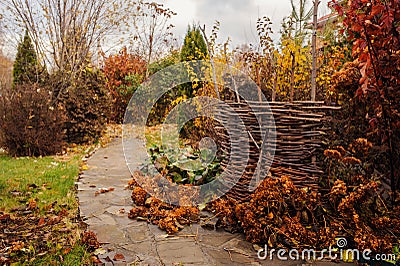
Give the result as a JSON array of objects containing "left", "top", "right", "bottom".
[
  {"left": 159, "top": 0, "right": 331, "bottom": 47},
  {"left": 1, "top": 0, "right": 333, "bottom": 58}
]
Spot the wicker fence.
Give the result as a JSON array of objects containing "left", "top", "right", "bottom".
[{"left": 216, "top": 100, "right": 340, "bottom": 202}]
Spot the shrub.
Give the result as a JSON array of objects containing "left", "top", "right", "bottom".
[
  {"left": 145, "top": 51, "right": 181, "bottom": 126},
  {"left": 102, "top": 48, "right": 146, "bottom": 123},
  {"left": 58, "top": 69, "right": 110, "bottom": 144},
  {"left": 234, "top": 177, "right": 323, "bottom": 247},
  {"left": 0, "top": 83, "right": 65, "bottom": 156}
]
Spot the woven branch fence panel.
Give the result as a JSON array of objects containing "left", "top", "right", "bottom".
[{"left": 215, "top": 100, "right": 340, "bottom": 202}]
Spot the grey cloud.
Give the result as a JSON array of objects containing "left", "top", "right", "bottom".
[
  {"left": 193, "top": 0, "right": 261, "bottom": 44},
  {"left": 164, "top": 0, "right": 331, "bottom": 47},
  {"left": 196, "top": 0, "right": 258, "bottom": 19}
]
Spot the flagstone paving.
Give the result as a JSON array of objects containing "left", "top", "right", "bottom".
[{"left": 78, "top": 137, "right": 350, "bottom": 266}]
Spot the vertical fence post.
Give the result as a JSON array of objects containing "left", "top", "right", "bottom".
[{"left": 311, "top": 0, "right": 320, "bottom": 102}]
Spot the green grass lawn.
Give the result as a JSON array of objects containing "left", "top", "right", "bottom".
[
  {"left": 0, "top": 155, "right": 79, "bottom": 212},
  {"left": 0, "top": 153, "right": 93, "bottom": 265}
]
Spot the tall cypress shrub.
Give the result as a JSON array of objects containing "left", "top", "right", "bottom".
[
  {"left": 12, "top": 30, "right": 41, "bottom": 85},
  {"left": 180, "top": 25, "right": 208, "bottom": 62}
]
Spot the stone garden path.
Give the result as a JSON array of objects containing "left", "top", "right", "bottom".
[{"left": 78, "top": 137, "right": 348, "bottom": 266}]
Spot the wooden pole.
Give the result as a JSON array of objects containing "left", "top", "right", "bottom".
[
  {"left": 311, "top": 0, "right": 320, "bottom": 101},
  {"left": 290, "top": 51, "right": 295, "bottom": 102}
]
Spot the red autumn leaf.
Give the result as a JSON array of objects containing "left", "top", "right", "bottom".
[
  {"left": 37, "top": 218, "right": 46, "bottom": 227},
  {"left": 371, "top": 4, "right": 384, "bottom": 16},
  {"left": 113, "top": 253, "right": 125, "bottom": 261}
]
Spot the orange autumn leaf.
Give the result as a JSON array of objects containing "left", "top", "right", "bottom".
[
  {"left": 113, "top": 253, "right": 125, "bottom": 261},
  {"left": 37, "top": 218, "right": 46, "bottom": 227}
]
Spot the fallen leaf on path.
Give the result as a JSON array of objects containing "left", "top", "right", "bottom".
[
  {"left": 90, "top": 256, "right": 102, "bottom": 264},
  {"left": 113, "top": 253, "right": 125, "bottom": 261},
  {"left": 95, "top": 188, "right": 115, "bottom": 196},
  {"left": 93, "top": 248, "right": 107, "bottom": 255},
  {"left": 82, "top": 231, "right": 100, "bottom": 250}
]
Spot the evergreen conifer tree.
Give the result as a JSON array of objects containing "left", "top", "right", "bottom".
[
  {"left": 181, "top": 25, "right": 208, "bottom": 62},
  {"left": 12, "top": 30, "right": 40, "bottom": 85}
]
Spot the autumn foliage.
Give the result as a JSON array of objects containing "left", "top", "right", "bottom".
[
  {"left": 323, "top": 143, "right": 400, "bottom": 253},
  {"left": 102, "top": 48, "right": 147, "bottom": 123},
  {"left": 0, "top": 83, "right": 65, "bottom": 156},
  {"left": 59, "top": 69, "right": 110, "bottom": 144},
  {"left": 127, "top": 175, "right": 199, "bottom": 234},
  {"left": 128, "top": 172, "right": 399, "bottom": 253},
  {"left": 0, "top": 204, "right": 82, "bottom": 264},
  {"left": 332, "top": 0, "right": 400, "bottom": 195}
]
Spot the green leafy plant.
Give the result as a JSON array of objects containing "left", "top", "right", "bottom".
[{"left": 145, "top": 144, "right": 222, "bottom": 186}]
